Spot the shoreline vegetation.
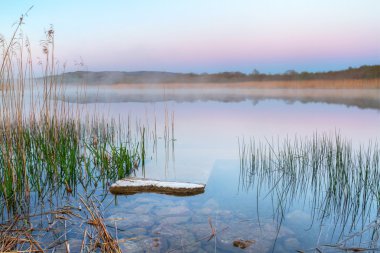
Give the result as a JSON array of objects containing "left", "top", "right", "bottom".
[
  {"left": 59, "top": 65, "right": 380, "bottom": 86},
  {"left": 46, "top": 67, "right": 380, "bottom": 110},
  {"left": 108, "top": 78, "right": 380, "bottom": 89},
  {"left": 0, "top": 16, "right": 145, "bottom": 215},
  {"left": 0, "top": 14, "right": 149, "bottom": 252}
]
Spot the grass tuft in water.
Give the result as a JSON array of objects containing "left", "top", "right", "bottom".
[
  {"left": 0, "top": 12, "right": 145, "bottom": 218},
  {"left": 239, "top": 133, "right": 380, "bottom": 245}
]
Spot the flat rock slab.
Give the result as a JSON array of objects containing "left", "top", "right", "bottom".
[{"left": 110, "top": 177, "right": 206, "bottom": 196}]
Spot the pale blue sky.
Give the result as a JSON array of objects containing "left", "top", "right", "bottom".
[{"left": 1, "top": 1, "right": 379, "bottom": 73}]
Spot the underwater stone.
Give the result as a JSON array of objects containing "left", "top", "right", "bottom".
[
  {"left": 154, "top": 205, "right": 191, "bottom": 216},
  {"left": 160, "top": 215, "right": 191, "bottom": 225}
]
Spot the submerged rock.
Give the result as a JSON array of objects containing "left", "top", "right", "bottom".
[
  {"left": 233, "top": 239, "right": 256, "bottom": 249},
  {"left": 214, "top": 219, "right": 295, "bottom": 253},
  {"left": 132, "top": 203, "right": 155, "bottom": 214},
  {"left": 160, "top": 215, "right": 191, "bottom": 225},
  {"left": 154, "top": 205, "right": 191, "bottom": 216},
  {"left": 106, "top": 213, "right": 155, "bottom": 228},
  {"left": 202, "top": 198, "right": 219, "bottom": 209},
  {"left": 136, "top": 237, "right": 168, "bottom": 253},
  {"left": 150, "top": 223, "right": 202, "bottom": 252},
  {"left": 119, "top": 241, "right": 142, "bottom": 253},
  {"left": 197, "top": 207, "right": 213, "bottom": 215}
]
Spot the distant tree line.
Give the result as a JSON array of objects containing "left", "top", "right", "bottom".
[
  {"left": 196, "top": 65, "right": 380, "bottom": 82},
  {"left": 62, "top": 65, "right": 380, "bottom": 84}
]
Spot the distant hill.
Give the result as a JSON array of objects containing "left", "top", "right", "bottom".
[
  {"left": 60, "top": 65, "right": 380, "bottom": 84},
  {"left": 61, "top": 71, "right": 194, "bottom": 84}
]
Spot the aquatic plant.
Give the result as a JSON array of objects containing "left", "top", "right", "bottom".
[
  {"left": 0, "top": 11, "right": 146, "bottom": 216},
  {"left": 238, "top": 133, "right": 380, "bottom": 248},
  {"left": 0, "top": 10, "right": 152, "bottom": 252}
]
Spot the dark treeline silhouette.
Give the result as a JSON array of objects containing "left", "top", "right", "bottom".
[
  {"left": 62, "top": 65, "right": 380, "bottom": 84},
  {"left": 248, "top": 65, "right": 380, "bottom": 81}
]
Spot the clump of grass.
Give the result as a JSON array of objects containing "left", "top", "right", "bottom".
[
  {"left": 0, "top": 11, "right": 175, "bottom": 252},
  {"left": 0, "top": 194, "right": 125, "bottom": 252},
  {"left": 239, "top": 133, "right": 380, "bottom": 244},
  {"left": 80, "top": 196, "right": 122, "bottom": 252},
  {"left": 0, "top": 12, "right": 145, "bottom": 218},
  {"left": 0, "top": 216, "right": 44, "bottom": 252}
]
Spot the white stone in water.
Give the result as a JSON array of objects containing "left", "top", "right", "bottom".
[
  {"left": 110, "top": 177, "right": 206, "bottom": 196},
  {"left": 112, "top": 178, "right": 204, "bottom": 189}
]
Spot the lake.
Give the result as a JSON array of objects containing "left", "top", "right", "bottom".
[
  {"left": 2, "top": 83, "right": 380, "bottom": 252},
  {"left": 70, "top": 86, "right": 379, "bottom": 252}
]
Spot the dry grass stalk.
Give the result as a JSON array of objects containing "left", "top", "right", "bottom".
[
  {"left": 79, "top": 197, "right": 122, "bottom": 253},
  {"left": 1, "top": 11, "right": 143, "bottom": 253},
  {"left": 0, "top": 217, "right": 43, "bottom": 252}
]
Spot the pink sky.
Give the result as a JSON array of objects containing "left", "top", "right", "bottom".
[{"left": 1, "top": 1, "right": 379, "bottom": 73}]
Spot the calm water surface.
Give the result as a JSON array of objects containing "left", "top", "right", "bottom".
[
  {"left": 80, "top": 95, "right": 380, "bottom": 252},
  {"left": 88, "top": 99, "right": 380, "bottom": 182}
]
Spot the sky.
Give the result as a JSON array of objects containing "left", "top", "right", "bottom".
[{"left": 0, "top": 1, "right": 379, "bottom": 74}]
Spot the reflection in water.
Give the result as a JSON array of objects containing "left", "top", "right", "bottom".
[
  {"left": 238, "top": 133, "right": 380, "bottom": 250},
  {"left": 4, "top": 83, "right": 380, "bottom": 251},
  {"left": 87, "top": 99, "right": 379, "bottom": 184},
  {"left": 47, "top": 96, "right": 380, "bottom": 251},
  {"left": 64, "top": 85, "right": 380, "bottom": 110}
]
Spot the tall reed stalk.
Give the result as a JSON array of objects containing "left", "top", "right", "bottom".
[{"left": 0, "top": 14, "right": 145, "bottom": 217}]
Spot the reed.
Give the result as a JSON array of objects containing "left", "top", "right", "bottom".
[
  {"left": 0, "top": 11, "right": 180, "bottom": 252},
  {"left": 0, "top": 13, "right": 145, "bottom": 218},
  {"left": 239, "top": 133, "right": 380, "bottom": 244}
]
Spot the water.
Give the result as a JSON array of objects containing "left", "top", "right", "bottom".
[
  {"left": 84, "top": 98, "right": 380, "bottom": 182},
  {"left": 4, "top": 85, "right": 380, "bottom": 252},
  {"left": 83, "top": 90, "right": 379, "bottom": 252}
]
